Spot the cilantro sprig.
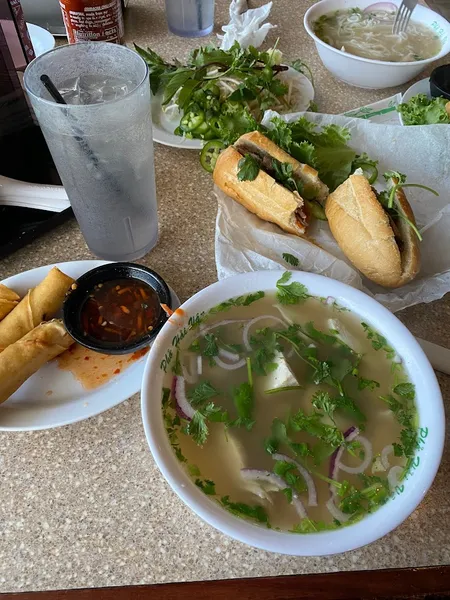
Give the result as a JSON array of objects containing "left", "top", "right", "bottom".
[{"left": 276, "top": 272, "right": 309, "bottom": 305}]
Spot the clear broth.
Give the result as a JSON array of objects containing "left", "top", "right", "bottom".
[
  {"left": 163, "top": 289, "right": 416, "bottom": 532},
  {"left": 314, "top": 8, "right": 442, "bottom": 62}
]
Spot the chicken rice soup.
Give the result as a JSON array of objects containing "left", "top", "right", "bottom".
[{"left": 161, "top": 273, "right": 417, "bottom": 533}]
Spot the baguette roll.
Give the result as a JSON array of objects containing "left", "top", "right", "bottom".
[
  {"left": 213, "top": 146, "right": 308, "bottom": 236},
  {"left": 234, "top": 131, "right": 329, "bottom": 203},
  {"left": 325, "top": 174, "right": 420, "bottom": 288}
]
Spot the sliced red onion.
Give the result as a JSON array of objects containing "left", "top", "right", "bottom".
[
  {"left": 240, "top": 468, "right": 307, "bottom": 519},
  {"left": 326, "top": 497, "right": 350, "bottom": 523},
  {"left": 364, "top": 2, "right": 397, "bottom": 11},
  {"left": 173, "top": 376, "right": 195, "bottom": 421},
  {"left": 381, "top": 444, "right": 394, "bottom": 471},
  {"left": 243, "top": 315, "right": 287, "bottom": 351},
  {"left": 388, "top": 465, "right": 404, "bottom": 492},
  {"left": 197, "top": 355, "right": 203, "bottom": 376},
  {"left": 272, "top": 453, "right": 317, "bottom": 507},
  {"left": 214, "top": 356, "right": 246, "bottom": 370},
  {"left": 337, "top": 435, "right": 373, "bottom": 475},
  {"left": 329, "top": 426, "right": 358, "bottom": 479},
  {"left": 218, "top": 347, "right": 240, "bottom": 362}
]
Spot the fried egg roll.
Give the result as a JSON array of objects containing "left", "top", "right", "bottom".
[
  {"left": 0, "top": 284, "right": 20, "bottom": 321},
  {"left": 0, "top": 320, "right": 74, "bottom": 404},
  {"left": 0, "top": 267, "right": 75, "bottom": 350}
]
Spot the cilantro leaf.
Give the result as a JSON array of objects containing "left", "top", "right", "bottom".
[
  {"left": 249, "top": 327, "right": 280, "bottom": 376},
  {"left": 187, "top": 380, "right": 219, "bottom": 407},
  {"left": 393, "top": 442, "right": 404, "bottom": 457},
  {"left": 290, "top": 409, "right": 344, "bottom": 450},
  {"left": 209, "top": 291, "right": 264, "bottom": 314},
  {"left": 264, "top": 417, "right": 310, "bottom": 458},
  {"left": 237, "top": 154, "right": 260, "bottom": 181},
  {"left": 203, "top": 333, "right": 219, "bottom": 365},
  {"left": 311, "top": 390, "right": 336, "bottom": 421},
  {"left": 393, "top": 383, "right": 415, "bottom": 401},
  {"left": 220, "top": 496, "right": 269, "bottom": 524},
  {"left": 276, "top": 272, "right": 309, "bottom": 305},
  {"left": 185, "top": 411, "right": 209, "bottom": 445},
  {"left": 358, "top": 377, "right": 380, "bottom": 391},
  {"left": 229, "top": 358, "right": 254, "bottom": 430},
  {"left": 282, "top": 253, "right": 299, "bottom": 267},
  {"left": 195, "top": 478, "right": 216, "bottom": 495},
  {"left": 273, "top": 461, "right": 307, "bottom": 493},
  {"left": 361, "top": 322, "right": 395, "bottom": 359},
  {"left": 400, "top": 427, "right": 418, "bottom": 458},
  {"left": 291, "top": 519, "right": 341, "bottom": 533}
]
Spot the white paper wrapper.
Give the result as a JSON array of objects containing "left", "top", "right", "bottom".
[
  {"left": 215, "top": 111, "right": 450, "bottom": 313},
  {"left": 218, "top": 0, "right": 276, "bottom": 50}
]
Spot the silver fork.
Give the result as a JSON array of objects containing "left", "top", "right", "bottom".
[{"left": 393, "top": 0, "right": 418, "bottom": 34}]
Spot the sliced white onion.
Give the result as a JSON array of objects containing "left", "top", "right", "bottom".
[
  {"left": 182, "top": 354, "right": 198, "bottom": 385},
  {"left": 196, "top": 319, "right": 249, "bottom": 338},
  {"left": 174, "top": 376, "right": 196, "bottom": 420},
  {"left": 326, "top": 497, "right": 350, "bottom": 523},
  {"left": 337, "top": 435, "right": 373, "bottom": 475},
  {"left": 197, "top": 355, "right": 202, "bottom": 376},
  {"left": 240, "top": 468, "right": 307, "bottom": 519},
  {"left": 326, "top": 296, "right": 335, "bottom": 306},
  {"left": 388, "top": 465, "right": 404, "bottom": 492},
  {"left": 243, "top": 315, "right": 287, "bottom": 351},
  {"left": 218, "top": 347, "right": 240, "bottom": 362},
  {"left": 364, "top": 2, "right": 397, "bottom": 12},
  {"left": 392, "top": 354, "right": 402, "bottom": 364},
  {"left": 381, "top": 444, "right": 394, "bottom": 471},
  {"left": 272, "top": 304, "right": 293, "bottom": 325},
  {"left": 272, "top": 453, "right": 317, "bottom": 507},
  {"left": 330, "top": 428, "right": 359, "bottom": 499},
  {"left": 214, "top": 356, "right": 246, "bottom": 370}
]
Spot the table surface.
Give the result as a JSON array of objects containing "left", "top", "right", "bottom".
[{"left": 1, "top": 0, "right": 449, "bottom": 593}]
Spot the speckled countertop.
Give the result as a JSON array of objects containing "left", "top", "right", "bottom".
[{"left": 0, "top": 0, "right": 449, "bottom": 593}]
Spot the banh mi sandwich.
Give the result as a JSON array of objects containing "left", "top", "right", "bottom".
[
  {"left": 325, "top": 172, "right": 423, "bottom": 288},
  {"left": 213, "top": 131, "right": 329, "bottom": 236}
]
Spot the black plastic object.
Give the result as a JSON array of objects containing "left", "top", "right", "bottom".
[
  {"left": 63, "top": 262, "right": 172, "bottom": 355},
  {"left": 430, "top": 64, "right": 450, "bottom": 100}
]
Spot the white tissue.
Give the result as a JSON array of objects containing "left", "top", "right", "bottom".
[
  {"left": 218, "top": 0, "right": 276, "bottom": 50},
  {"left": 0, "top": 175, "right": 70, "bottom": 212},
  {"left": 215, "top": 111, "right": 450, "bottom": 313}
]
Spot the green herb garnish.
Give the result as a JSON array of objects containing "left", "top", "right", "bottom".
[
  {"left": 220, "top": 495, "right": 269, "bottom": 524},
  {"left": 358, "top": 377, "right": 380, "bottom": 391},
  {"left": 237, "top": 154, "right": 260, "bottom": 181},
  {"left": 282, "top": 253, "right": 300, "bottom": 267},
  {"left": 195, "top": 478, "right": 216, "bottom": 495},
  {"left": 361, "top": 322, "right": 395, "bottom": 359},
  {"left": 209, "top": 291, "right": 265, "bottom": 314},
  {"left": 229, "top": 358, "right": 255, "bottom": 430},
  {"left": 276, "top": 272, "right": 309, "bottom": 305}
]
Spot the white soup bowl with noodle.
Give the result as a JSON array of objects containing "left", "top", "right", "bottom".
[
  {"left": 141, "top": 271, "right": 444, "bottom": 555},
  {"left": 304, "top": 0, "right": 450, "bottom": 89}
]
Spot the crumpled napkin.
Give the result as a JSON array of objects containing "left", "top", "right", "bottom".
[
  {"left": 215, "top": 111, "right": 450, "bottom": 313},
  {"left": 218, "top": 0, "right": 276, "bottom": 50}
]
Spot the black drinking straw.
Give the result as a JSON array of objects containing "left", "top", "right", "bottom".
[
  {"left": 196, "top": 0, "right": 204, "bottom": 32},
  {"left": 40, "top": 73, "right": 116, "bottom": 181}
]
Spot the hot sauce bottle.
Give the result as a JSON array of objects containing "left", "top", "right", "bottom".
[{"left": 59, "top": 0, "right": 125, "bottom": 44}]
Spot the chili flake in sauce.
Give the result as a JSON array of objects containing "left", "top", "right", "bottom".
[{"left": 81, "top": 279, "right": 160, "bottom": 344}]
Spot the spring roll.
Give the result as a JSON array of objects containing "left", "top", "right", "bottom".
[
  {"left": 0, "top": 267, "right": 75, "bottom": 351},
  {"left": 0, "top": 284, "right": 20, "bottom": 321},
  {"left": 0, "top": 319, "right": 74, "bottom": 404}
]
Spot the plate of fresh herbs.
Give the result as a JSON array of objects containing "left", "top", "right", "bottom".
[{"left": 135, "top": 41, "right": 315, "bottom": 150}]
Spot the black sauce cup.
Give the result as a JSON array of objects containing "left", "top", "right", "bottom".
[
  {"left": 63, "top": 262, "right": 172, "bottom": 355},
  {"left": 430, "top": 64, "right": 450, "bottom": 100}
]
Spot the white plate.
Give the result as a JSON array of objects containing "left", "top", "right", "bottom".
[
  {"left": 399, "top": 78, "right": 430, "bottom": 126},
  {"left": 27, "top": 22, "right": 55, "bottom": 57},
  {"left": 151, "top": 67, "right": 315, "bottom": 149},
  {"left": 0, "top": 260, "right": 179, "bottom": 431}
]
